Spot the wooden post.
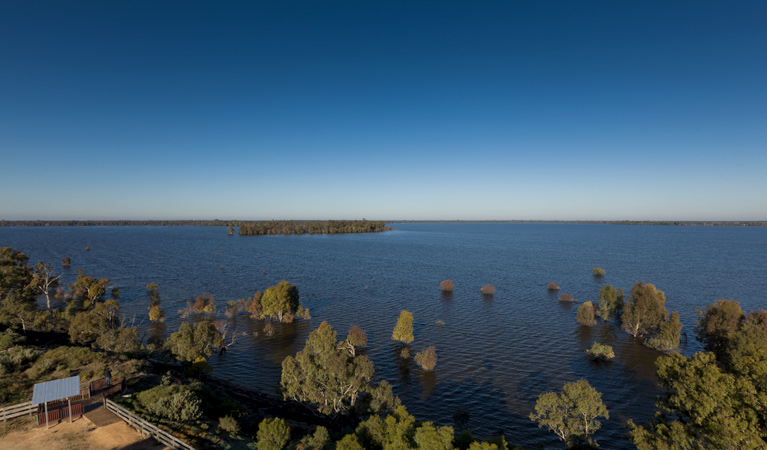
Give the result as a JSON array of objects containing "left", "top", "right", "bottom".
[
  {"left": 68, "top": 398, "right": 72, "bottom": 423},
  {"left": 44, "top": 402, "right": 48, "bottom": 430}
]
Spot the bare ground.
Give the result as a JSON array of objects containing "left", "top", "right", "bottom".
[{"left": 0, "top": 415, "right": 170, "bottom": 450}]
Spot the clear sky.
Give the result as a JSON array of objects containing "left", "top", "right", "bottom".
[{"left": 1, "top": 1, "right": 765, "bottom": 221}]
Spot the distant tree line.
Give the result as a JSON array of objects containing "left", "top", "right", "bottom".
[{"left": 238, "top": 220, "right": 393, "bottom": 236}]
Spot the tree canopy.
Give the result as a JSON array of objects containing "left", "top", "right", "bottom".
[
  {"left": 622, "top": 281, "right": 668, "bottom": 338},
  {"left": 530, "top": 379, "right": 609, "bottom": 447},
  {"left": 392, "top": 311, "right": 414, "bottom": 344}
]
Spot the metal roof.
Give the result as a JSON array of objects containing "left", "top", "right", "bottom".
[{"left": 32, "top": 375, "right": 81, "bottom": 405}]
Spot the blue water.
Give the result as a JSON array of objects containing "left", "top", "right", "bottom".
[{"left": 2, "top": 223, "right": 766, "bottom": 449}]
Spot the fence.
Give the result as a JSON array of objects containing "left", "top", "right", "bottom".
[
  {"left": 0, "top": 401, "right": 36, "bottom": 422},
  {"left": 105, "top": 399, "right": 196, "bottom": 450},
  {"left": 35, "top": 402, "right": 82, "bottom": 426}
]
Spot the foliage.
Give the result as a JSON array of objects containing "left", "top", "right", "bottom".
[
  {"left": 586, "top": 342, "right": 615, "bottom": 361},
  {"left": 597, "top": 285, "right": 624, "bottom": 321},
  {"left": 30, "top": 262, "right": 61, "bottom": 312},
  {"left": 593, "top": 267, "right": 605, "bottom": 276},
  {"left": 166, "top": 321, "right": 224, "bottom": 363},
  {"left": 440, "top": 280, "right": 454, "bottom": 292},
  {"left": 480, "top": 285, "right": 495, "bottom": 295},
  {"left": 530, "top": 379, "right": 609, "bottom": 447},
  {"left": 355, "top": 405, "right": 454, "bottom": 450},
  {"left": 341, "top": 325, "right": 368, "bottom": 357},
  {"left": 576, "top": 301, "right": 597, "bottom": 326},
  {"left": 246, "top": 291, "right": 263, "bottom": 318},
  {"left": 62, "top": 256, "right": 71, "bottom": 267},
  {"left": 149, "top": 304, "right": 166, "bottom": 322},
  {"left": 239, "top": 220, "right": 392, "bottom": 236},
  {"left": 0, "top": 345, "right": 42, "bottom": 375},
  {"left": 695, "top": 299, "right": 744, "bottom": 360},
  {"left": 146, "top": 282, "right": 159, "bottom": 290},
  {"left": 547, "top": 282, "right": 560, "bottom": 291},
  {"left": 256, "top": 417, "right": 291, "bottom": 450},
  {"left": 136, "top": 384, "right": 203, "bottom": 422},
  {"left": 628, "top": 351, "right": 766, "bottom": 450},
  {"left": 392, "top": 310, "right": 415, "bottom": 344},
  {"left": 622, "top": 281, "right": 668, "bottom": 338},
  {"left": 95, "top": 327, "right": 143, "bottom": 354},
  {"left": 646, "top": 311, "right": 683, "bottom": 352},
  {"left": 281, "top": 321, "right": 374, "bottom": 415},
  {"left": 26, "top": 345, "right": 106, "bottom": 380},
  {"left": 0, "top": 329, "right": 23, "bottom": 350},
  {"left": 298, "top": 426, "right": 330, "bottom": 450},
  {"left": 335, "top": 434, "right": 364, "bottom": 450},
  {"left": 414, "top": 346, "right": 438, "bottom": 371},
  {"left": 69, "top": 272, "right": 110, "bottom": 309},
  {"left": 260, "top": 281, "right": 299, "bottom": 323},
  {"left": 68, "top": 299, "right": 121, "bottom": 345},
  {"left": 219, "top": 415, "right": 240, "bottom": 434},
  {"left": 192, "top": 292, "right": 217, "bottom": 314},
  {"left": 0, "top": 247, "right": 35, "bottom": 304}
]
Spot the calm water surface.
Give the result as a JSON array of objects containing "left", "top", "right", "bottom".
[{"left": 2, "top": 223, "right": 766, "bottom": 449}]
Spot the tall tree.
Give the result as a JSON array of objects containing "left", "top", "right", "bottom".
[
  {"left": 576, "top": 301, "right": 597, "bottom": 326},
  {"left": 597, "top": 285, "right": 624, "bottom": 321},
  {"left": 166, "top": 321, "right": 224, "bottom": 363},
  {"left": 695, "top": 299, "right": 745, "bottom": 361},
  {"left": 69, "top": 272, "right": 109, "bottom": 309},
  {"left": 281, "top": 321, "right": 374, "bottom": 415},
  {"left": 261, "top": 281, "right": 299, "bottom": 323},
  {"left": 629, "top": 352, "right": 766, "bottom": 450},
  {"left": 0, "top": 247, "right": 35, "bottom": 304},
  {"left": 31, "top": 262, "right": 61, "bottom": 312},
  {"left": 392, "top": 310, "right": 414, "bottom": 344},
  {"left": 530, "top": 379, "right": 609, "bottom": 447},
  {"left": 646, "top": 311, "right": 684, "bottom": 352},
  {"left": 622, "top": 282, "right": 668, "bottom": 338}
]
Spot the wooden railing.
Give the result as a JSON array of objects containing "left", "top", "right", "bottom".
[
  {"left": 0, "top": 401, "right": 36, "bottom": 422},
  {"left": 105, "top": 399, "right": 196, "bottom": 450}
]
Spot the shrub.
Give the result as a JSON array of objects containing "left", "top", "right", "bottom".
[
  {"left": 256, "top": 417, "right": 291, "bottom": 450},
  {"left": 146, "top": 283, "right": 159, "bottom": 291},
  {"left": 149, "top": 305, "right": 166, "bottom": 322},
  {"left": 62, "top": 256, "right": 71, "bottom": 267},
  {"left": 547, "top": 282, "right": 560, "bottom": 291},
  {"left": 586, "top": 343, "right": 615, "bottom": 361},
  {"left": 399, "top": 347, "right": 411, "bottom": 359},
  {"left": 137, "top": 384, "right": 202, "bottom": 422},
  {"left": 111, "top": 288, "right": 120, "bottom": 298},
  {"left": 299, "top": 426, "right": 330, "bottom": 450},
  {"left": 219, "top": 415, "right": 240, "bottom": 434},
  {"left": 85, "top": 246, "right": 91, "bottom": 251},
  {"left": 440, "top": 280, "right": 454, "bottom": 292},
  {"left": 593, "top": 267, "right": 605, "bottom": 277},
  {"left": 576, "top": 301, "right": 597, "bottom": 326},
  {"left": 0, "top": 329, "right": 23, "bottom": 351},
  {"left": 414, "top": 346, "right": 438, "bottom": 371},
  {"left": 480, "top": 285, "right": 496, "bottom": 295},
  {"left": 26, "top": 346, "right": 105, "bottom": 380},
  {"left": 558, "top": 293, "right": 575, "bottom": 302},
  {"left": 392, "top": 310, "right": 414, "bottom": 344}
]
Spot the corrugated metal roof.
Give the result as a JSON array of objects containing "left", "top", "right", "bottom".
[{"left": 32, "top": 375, "right": 81, "bottom": 405}]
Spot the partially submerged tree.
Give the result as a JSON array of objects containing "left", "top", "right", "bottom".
[
  {"left": 440, "top": 280, "right": 454, "bottom": 292},
  {"left": 166, "top": 321, "right": 224, "bottom": 364},
  {"left": 597, "top": 285, "right": 624, "bottom": 321},
  {"left": 480, "top": 285, "right": 496, "bottom": 295},
  {"left": 576, "top": 301, "right": 597, "bottom": 326},
  {"left": 281, "top": 321, "right": 374, "bottom": 415},
  {"left": 530, "top": 379, "right": 609, "bottom": 447},
  {"left": 593, "top": 267, "right": 605, "bottom": 277},
  {"left": 547, "top": 282, "right": 560, "bottom": 291},
  {"left": 414, "top": 346, "right": 438, "bottom": 371},
  {"left": 392, "top": 310, "right": 414, "bottom": 344},
  {"left": 695, "top": 299, "right": 744, "bottom": 360},
  {"left": 586, "top": 342, "right": 615, "bottom": 361},
  {"left": 341, "top": 325, "right": 367, "bottom": 357},
  {"left": 646, "top": 311, "right": 683, "bottom": 352},
  {"left": 261, "top": 281, "right": 299, "bottom": 323},
  {"left": 69, "top": 272, "right": 110, "bottom": 310},
  {"left": 622, "top": 282, "right": 668, "bottom": 338}
]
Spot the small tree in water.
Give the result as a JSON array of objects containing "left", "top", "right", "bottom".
[
  {"left": 392, "top": 310, "right": 414, "bottom": 344},
  {"left": 415, "top": 346, "right": 438, "bottom": 371},
  {"left": 440, "top": 280, "right": 454, "bottom": 292},
  {"left": 576, "top": 301, "right": 597, "bottom": 326},
  {"left": 598, "top": 285, "right": 624, "bottom": 321},
  {"left": 646, "top": 311, "right": 683, "bottom": 351},
  {"left": 530, "top": 379, "right": 609, "bottom": 447},
  {"left": 622, "top": 282, "right": 668, "bottom": 338}
]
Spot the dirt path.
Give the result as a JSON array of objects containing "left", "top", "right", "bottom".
[{"left": 0, "top": 416, "right": 170, "bottom": 450}]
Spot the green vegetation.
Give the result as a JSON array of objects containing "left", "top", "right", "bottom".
[
  {"left": 238, "top": 220, "right": 392, "bottom": 236},
  {"left": 597, "top": 284, "right": 624, "bottom": 321},
  {"left": 592, "top": 267, "right": 605, "bottom": 277},
  {"left": 256, "top": 417, "right": 291, "bottom": 450},
  {"left": 586, "top": 343, "right": 615, "bottom": 361},
  {"left": 621, "top": 282, "right": 668, "bottom": 338},
  {"left": 530, "top": 379, "right": 609, "bottom": 447},
  {"left": 645, "top": 311, "right": 683, "bottom": 351},
  {"left": 576, "top": 301, "right": 597, "bottom": 326},
  {"left": 146, "top": 282, "right": 159, "bottom": 290},
  {"left": 392, "top": 310, "right": 415, "bottom": 344}
]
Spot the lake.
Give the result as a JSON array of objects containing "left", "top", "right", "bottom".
[{"left": 2, "top": 223, "right": 766, "bottom": 449}]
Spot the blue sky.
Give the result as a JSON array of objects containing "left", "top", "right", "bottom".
[{"left": 1, "top": 1, "right": 765, "bottom": 220}]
